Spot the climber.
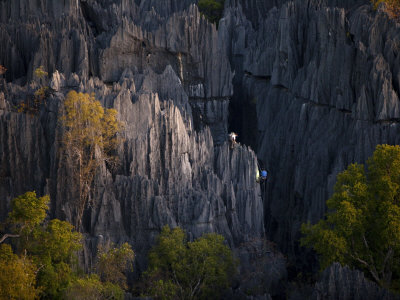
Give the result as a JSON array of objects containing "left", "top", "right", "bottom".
[
  {"left": 256, "top": 169, "right": 268, "bottom": 183},
  {"left": 260, "top": 170, "right": 268, "bottom": 180},
  {"left": 229, "top": 132, "right": 238, "bottom": 149},
  {"left": 256, "top": 159, "right": 268, "bottom": 183}
]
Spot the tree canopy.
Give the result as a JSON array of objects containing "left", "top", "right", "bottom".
[
  {"left": 301, "top": 144, "right": 400, "bottom": 290},
  {"left": 0, "top": 244, "right": 39, "bottom": 300},
  {"left": 1, "top": 191, "right": 134, "bottom": 299},
  {"left": 198, "top": 0, "right": 225, "bottom": 25},
  {"left": 96, "top": 242, "right": 134, "bottom": 290},
  {"left": 144, "top": 226, "right": 237, "bottom": 300},
  {"left": 7, "top": 191, "right": 49, "bottom": 235},
  {"left": 65, "top": 274, "right": 124, "bottom": 300}
]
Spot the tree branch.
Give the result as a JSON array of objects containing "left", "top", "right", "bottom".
[
  {"left": 191, "top": 277, "right": 202, "bottom": 299},
  {"left": 172, "top": 269, "right": 184, "bottom": 298},
  {"left": 350, "top": 253, "right": 381, "bottom": 284},
  {"left": 362, "top": 234, "right": 376, "bottom": 266},
  {"left": 381, "top": 247, "right": 393, "bottom": 285},
  {"left": 0, "top": 233, "right": 20, "bottom": 244}
]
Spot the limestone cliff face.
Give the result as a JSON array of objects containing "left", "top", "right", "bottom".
[
  {"left": 2, "top": 0, "right": 400, "bottom": 297},
  {"left": 310, "top": 263, "right": 399, "bottom": 300},
  {"left": 1, "top": 0, "right": 232, "bottom": 143},
  {"left": 0, "top": 0, "right": 279, "bottom": 293},
  {"left": 222, "top": 0, "right": 400, "bottom": 262}
]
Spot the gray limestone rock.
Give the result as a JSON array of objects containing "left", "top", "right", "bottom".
[
  {"left": 0, "top": 65, "right": 269, "bottom": 285},
  {"left": 3, "top": 0, "right": 400, "bottom": 297},
  {"left": 0, "top": 0, "right": 274, "bottom": 291},
  {"left": 311, "top": 263, "right": 400, "bottom": 300},
  {"left": 0, "top": 0, "right": 233, "bottom": 142},
  {"left": 221, "top": 0, "right": 400, "bottom": 265}
]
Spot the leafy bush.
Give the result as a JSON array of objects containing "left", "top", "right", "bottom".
[
  {"left": 8, "top": 191, "right": 49, "bottom": 234},
  {"left": 65, "top": 275, "right": 124, "bottom": 300},
  {"left": 0, "top": 244, "right": 39, "bottom": 300},
  {"left": 372, "top": 0, "right": 400, "bottom": 20},
  {"left": 198, "top": 0, "right": 225, "bottom": 25},
  {"left": 16, "top": 66, "right": 50, "bottom": 114},
  {"left": 33, "top": 65, "right": 48, "bottom": 80},
  {"left": 144, "top": 226, "right": 237, "bottom": 300},
  {"left": 96, "top": 242, "right": 134, "bottom": 290}
]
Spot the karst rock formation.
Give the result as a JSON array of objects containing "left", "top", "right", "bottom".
[{"left": 1, "top": 0, "right": 400, "bottom": 298}]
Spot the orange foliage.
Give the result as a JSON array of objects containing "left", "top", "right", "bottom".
[
  {"left": 0, "top": 65, "right": 6, "bottom": 76},
  {"left": 386, "top": 0, "right": 400, "bottom": 19},
  {"left": 372, "top": 0, "right": 400, "bottom": 20}
]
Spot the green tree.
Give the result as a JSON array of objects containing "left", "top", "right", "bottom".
[
  {"left": 31, "top": 219, "right": 82, "bottom": 298},
  {"left": 0, "top": 191, "right": 138, "bottom": 298},
  {"left": 301, "top": 144, "right": 400, "bottom": 290},
  {"left": 198, "top": 0, "right": 225, "bottom": 25},
  {"left": 8, "top": 191, "right": 49, "bottom": 236},
  {"left": 144, "top": 226, "right": 237, "bottom": 300},
  {"left": 65, "top": 274, "right": 124, "bottom": 300},
  {"left": 0, "top": 244, "right": 39, "bottom": 300},
  {"left": 96, "top": 242, "right": 134, "bottom": 290},
  {"left": 1, "top": 191, "right": 82, "bottom": 299},
  {"left": 61, "top": 90, "right": 123, "bottom": 229}
]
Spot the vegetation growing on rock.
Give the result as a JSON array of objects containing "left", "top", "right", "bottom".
[
  {"left": 16, "top": 66, "right": 50, "bottom": 114},
  {"left": 198, "top": 0, "right": 225, "bottom": 25},
  {"left": 372, "top": 0, "right": 400, "bottom": 20},
  {"left": 0, "top": 65, "right": 6, "bottom": 76},
  {"left": 61, "top": 91, "right": 123, "bottom": 229}
]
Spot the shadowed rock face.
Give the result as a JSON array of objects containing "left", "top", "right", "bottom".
[
  {"left": 310, "top": 263, "right": 400, "bottom": 300},
  {"left": 221, "top": 0, "right": 400, "bottom": 265}
]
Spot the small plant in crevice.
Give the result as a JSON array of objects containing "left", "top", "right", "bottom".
[
  {"left": 198, "top": 0, "right": 225, "bottom": 26},
  {"left": 371, "top": 0, "right": 400, "bottom": 21},
  {"left": 16, "top": 66, "right": 51, "bottom": 114},
  {"left": 0, "top": 65, "right": 6, "bottom": 77}
]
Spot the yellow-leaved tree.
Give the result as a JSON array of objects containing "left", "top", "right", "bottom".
[
  {"left": 0, "top": 244, "right": 39, "bottom": 300},
  {"left": 61, "top": 90, "right": 122, "bottom": 229}
]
